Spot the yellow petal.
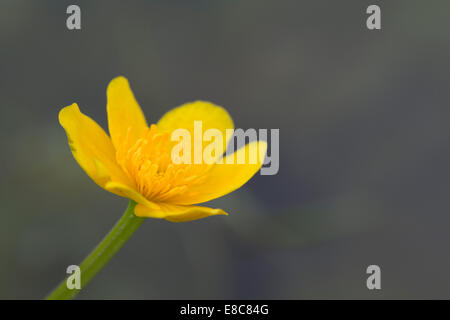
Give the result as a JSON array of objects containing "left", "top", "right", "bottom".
[
  {"left": 106, "top": 76, "right": 148, "bottom": 150},
  {"left": 134, "top": 202, "right": 228, "bottom": 222},
  {"left": 104, "top": 181, "right": 160, "bottom": 210},
  {"left": 59, "top": 103, "right": 133, "bottom": 189},
  {"left": 157, "top": 101, "right": 234, "bottom": 162},
  {"left": 168, "top": 141, "right": 267, "bottom": 205}
]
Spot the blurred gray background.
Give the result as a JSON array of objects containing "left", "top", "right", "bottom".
[{"left": 1, "top": 0, "right": 450, "bottom": 299}]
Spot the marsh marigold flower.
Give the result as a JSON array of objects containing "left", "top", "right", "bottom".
[{"left": 59, "top": 76, "right": 267, "bottom": 222}]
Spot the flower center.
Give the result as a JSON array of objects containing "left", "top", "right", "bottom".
[{"left": 116, "top": 124, "right": 209, "bottom": 202}]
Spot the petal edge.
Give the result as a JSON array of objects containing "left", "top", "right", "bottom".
[
  {"left": 59, "top": 103, "right": 132, "bottom": 188},
  {"left": 134, "top": 203, "right": 228, "bottom": 222}
]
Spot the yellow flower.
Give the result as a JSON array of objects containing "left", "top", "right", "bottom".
[{"left": 59, "top": 76, "right": 267, "bottom": 222}]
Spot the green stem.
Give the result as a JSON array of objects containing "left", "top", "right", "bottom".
[{"left": 46, "top": 200, "right": 144, "bottom": 300}]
